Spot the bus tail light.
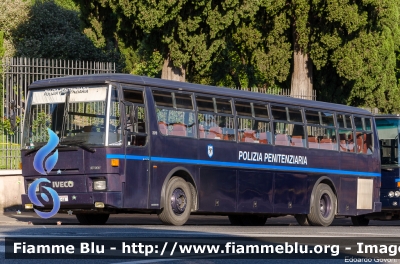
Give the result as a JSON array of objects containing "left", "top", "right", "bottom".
[{"left": 93, "top": 180, "right": 106, "bottom": 190}]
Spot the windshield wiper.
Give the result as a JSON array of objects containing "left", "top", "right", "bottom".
[{"left": 60, "top": 140, "right": 96, "bottom": 153}]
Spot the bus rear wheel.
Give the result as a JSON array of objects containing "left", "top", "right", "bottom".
[
  {"left": 76, "top": 213, "right": 109, "bottom": 225},
  {"left": 158, "top": 177, "right": 192, "bottom": 226},
  {"left": 307, "top": 183, "right": 336, "bottom": 226},
  {"left": 351, "top": 215, "right": 370, "bottom": 226}
]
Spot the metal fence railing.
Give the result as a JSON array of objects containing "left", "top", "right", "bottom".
[
  {"left": 1, "top": 57, "right": 116, "bottom": 169},
  {"left": 237, "top": 87, "right": 316, "bottom": 101},
  {"left": 1, "top": 58, "right": 315, "bottom": 169}
]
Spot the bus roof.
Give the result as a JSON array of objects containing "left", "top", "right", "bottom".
[
  {"left": 375, "top": 114, "right": 400, "bottom": 119},
  {"left": 29, "top": 73, "right": 372, "bottom": 115}
]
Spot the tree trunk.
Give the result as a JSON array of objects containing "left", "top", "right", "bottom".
[
  {"left": 291, "top": 48, "right": 313, "bottom": 100},
  {"left": 161, "top": 56, "right": 186, "bottom": 82}
]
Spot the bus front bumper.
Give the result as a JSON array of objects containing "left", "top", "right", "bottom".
[{"left": 21, "top": 192, "right": 122, "bottom": 210}]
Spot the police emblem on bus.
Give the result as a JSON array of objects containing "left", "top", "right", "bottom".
[{"left": 208, "top": 144, "right": 213, "bottom": 158}]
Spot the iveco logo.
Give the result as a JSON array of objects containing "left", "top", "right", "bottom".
[{"left": 52, "top": 181, "right": 74, "bottom": 188}]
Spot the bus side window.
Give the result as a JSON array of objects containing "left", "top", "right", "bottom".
[
  {"left": 154, "top": 90, "right": 195, "bottom": 138},
  {"left": 355, "top": 117, "right": 373, "bottom": 154},
  {"left": 271, "top": 104, "right": 305, "bottom": 148},
  {"left": 236, "top": 101, "right": 271, "bottom": 144},
  {"left": 337, "top": 113, "right": 354, "bottom": 152},
  {"left": 123, "top": 89, "right": 147, "bottom": 147},
  {"left": 197, "top": 96, "right": 235, "bottom": 141},
  {"left": 305, "top": 109, "right": 336, "bottom": 150}
]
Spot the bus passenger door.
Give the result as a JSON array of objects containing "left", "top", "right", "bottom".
[{"left": 122, "top": 88, "right": 150, "bottom": 209}]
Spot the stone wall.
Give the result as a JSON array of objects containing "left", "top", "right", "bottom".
[{"left": 0, "top": 170, "right": 24, "bottom": 212}]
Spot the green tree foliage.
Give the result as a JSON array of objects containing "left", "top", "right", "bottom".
[
  {"left": 309, "top": 0, "right": 400, "bottom": 113},
  {"left": 75, "top": 0, "right": 399, "bottom": 112},
  {"left": 12, "top": 1, "right": 121, "bottom": 67},
  {"left": 0, "top": 0, "right": 31, "bottom": 57},
  {"left": 81, "top": 0, "right": 293, "bottom": 88}
]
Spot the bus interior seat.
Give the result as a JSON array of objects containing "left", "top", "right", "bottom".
[
  {"left": 137, "top": 122, "right": 146, "bottom": 133},
  {"left": 207, "top": 127, "right": 222, "bottom": 139},
  {"left": 291, "top": 135, "right": 303, "bottom": 147},
  {"left": 242, "top": 130, "right": 256, "bottom": 143},
  {"left": 363, "top": 134, "right": 369, "bottom": 154},
  {"left": 339, "top": 134, "right": 347, "bottom": 151},
  {"left": 308, "top": 136, "right": 319, "bottom": 149},
  {"left": 348, "top": 133, "right": 354, "bottom": 152},
  {"left": 158, "top": 121, "right": 168, "bottom": 135},
  {"left": 199, "top": 125, "right": 206, "bottom": 138},
  {"left": 275, "top": 134, "right": 290, "bottom": 146},
  {"left": 82, "top": 125, "right": 93, "bottom": 132},
  {"left": 170, "top": 123, "right": 187, "bottom": 136},
  {"left": 356, "top": 133, "right": 363, "bottom": 153},
  {"left": 259, "top": 132, "right": 268, "bottom": 144},
  {"left": 320, "top": 138, "right": 334, "bottom": 150}
]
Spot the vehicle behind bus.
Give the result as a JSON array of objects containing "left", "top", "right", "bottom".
[
  {"left": 21, "top": 74, "right": 381, "bottom": 226},
  {"left": 356, "top": 115, "right": 400, "bottom": 225}
]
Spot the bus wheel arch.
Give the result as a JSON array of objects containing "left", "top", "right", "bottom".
[
  {"left": 309, "top": 176, "right": 338, "bottom": 209},
  {"left": 159, "top": 167, "right": 198, "bottom": 212},
  {"left": 296, "top": 176, "right": 338, "bottom": 226},
  {"left": 308, "top": 177, "right": 338, "bottom": 226}
]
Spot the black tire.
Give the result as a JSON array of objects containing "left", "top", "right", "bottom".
[
  {"left": 158, "top": 177, "right": 192, "bottom": 226},
  {"left": 76, "top": 213, "right": 109, "bottom": 225},
  {"left": 295, "top": 214, "right": 310, "bottom": 226},
  {"left": 241, "top": 215, "right": 268, "bottom": 226},
  {"left": 228, "top": 215, "right": 243, "bottom": 226},
  {"left": 351, "top": 215, "right": 370, "bottom": 226},
  {"left": 307, "top": 183, "right": 336, "bottom": 226}
]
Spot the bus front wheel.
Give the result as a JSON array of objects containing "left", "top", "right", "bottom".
[
  {"left": 158, "top": 177, "right": 192, "bottom": 226},
  {"left": 307, "top": 183, "right": 336, "bottom": 226},
  {"left": 76, "top": 213, "right": 109, "bottom": 225}
]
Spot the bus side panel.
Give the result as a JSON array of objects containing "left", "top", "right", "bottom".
[
  {"left": 338, "top": 177, "right": 357, "bottom": 215},
  {"left": 198, "top": 167, "right": 236, "bottom": 212},
  {"left": 148, "top": 162, "right": 197, "bottom": 209},
  {"left": 273, "top": 172, "right": 308, "bottom": 214},
  {"left": 237, "top": 170, "right": 274, "bottom": 213}
]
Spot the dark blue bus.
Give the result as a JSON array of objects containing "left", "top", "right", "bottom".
[
  {"left": 21, "top": 74, "right": 381, "bottom": 226},
  {"left": 354, "top": 115, "right": 400, "bottom": 225}
]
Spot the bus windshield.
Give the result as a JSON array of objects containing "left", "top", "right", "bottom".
[
  {"left": 22, "top": 86, "right": 121, "bottom": 149},
  {"left": 376, "top": 118, "right": 400, "bottom": 166}
]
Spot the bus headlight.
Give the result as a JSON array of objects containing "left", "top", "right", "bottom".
[
  {"left": 93, "top": 180, "right": 106, "bottom": 191},
  {"left": 388, "top": 191, "right": 395, "bottom": 198},
  {"left": 395, "top": 191, "right": 400, "bottom": 197}
]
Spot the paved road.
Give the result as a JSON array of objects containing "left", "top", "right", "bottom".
[{"left": 1, "top": 212, "right": 400, "bottom": 264}]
